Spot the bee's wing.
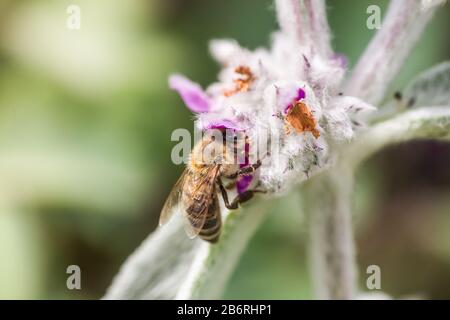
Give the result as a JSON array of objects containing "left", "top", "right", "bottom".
[
  {"left": 182, "top": 165, "right": 220, "bottom": 239},
  {"left": 183, "top": 208, "right": 208, "bottom": 239},
  {"left": 159, "top": 169, "right": 188, "bottom": 226}
]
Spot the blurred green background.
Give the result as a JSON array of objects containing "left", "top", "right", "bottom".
[{"left": 0, "top": 0, "right": 448, "bottom": 299}]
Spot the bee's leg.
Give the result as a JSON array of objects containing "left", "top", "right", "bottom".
[
  {"left": 218, "top": 178, "right": 238, "bottom": 210},
  {"left": 226, "top": 160, "right": 262, "bottom": 179},
  {"left": 219, "top": 179, "right": 266, "bottom": 210},
  {"left": 228, "top": 189, "right": 266, "bottom": 209}
]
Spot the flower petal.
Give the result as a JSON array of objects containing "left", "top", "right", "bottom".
[
  {"left": 200, "top": 118, "right": 246, "bottom": 131},
  {"left": 169, "top": 74, "right": 211, "bottom": 113},
  {"left": 237, "top": 175, "right": 253, "bottom": 194},
  {"left": 296, "top": 87, "right": 306, "bottom": 101},
  {"left": 284, "top": 88, "right": 306, "bottom": 113}
]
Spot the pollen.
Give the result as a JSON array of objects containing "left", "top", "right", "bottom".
[
  {"left": 285, "top": 101, "right": 320, "bottom": 138},
  {"left": 224, "top": 66, "right": 255, "bottom": 97}
]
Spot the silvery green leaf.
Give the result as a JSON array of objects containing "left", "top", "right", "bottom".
[
  {"left": 403, "top": 61, "right": 450, "bottom": 108},
  {"left": 371, "top": 62, "right": 450, "bottom": 123}
]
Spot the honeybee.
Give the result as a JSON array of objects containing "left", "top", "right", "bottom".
[{"left": 159, "top": 131, "right": 261, "bottom": 243}]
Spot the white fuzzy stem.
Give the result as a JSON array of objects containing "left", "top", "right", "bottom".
[
  {"left": 103, "top": 214, "right": 202, "bottom": 299},
  {"left": 347, "top": 106, "right": 450, "bottom": 168},
  {"left": 175, "top": 200, "right": 270, "bottom": 299},
  {"left": 275, "top": 0, "right": 333, "bottom": 57},
  {"left": 104, "top": 199, "right": 270, "bottom": 299},
  {"left": 303, "top": 0, "right": 332, "bottom": 57},
  {"left": 275, "top": 0, "right": 310, "bottom": 49},
  {"left": 306, "top": 106, "right": 450, "bottom": 300},
  {"left": 345, "top": 0, "right": 442, "bottom": 105},
  {"left": 306, "top": 165, "right": 356, "bottom": 299}
]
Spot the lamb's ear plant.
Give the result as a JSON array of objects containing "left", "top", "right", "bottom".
[{"left": 104, "top": 0, "right": 450, "bottom": 300}]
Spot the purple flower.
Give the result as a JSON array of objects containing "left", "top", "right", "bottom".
[
  {"left": 203, "top": 119, "right": 245, "bottom": 131},
  {"left": 169, "top": 74, "right": 211, "bottom": 113},
  {"left": 236, "top": 141, "right": 252, "bottom": 194},
  {"left": 296, "top": 88, "right": 306, "bottom": 101},
  {"left": 237, "top": 175, "right": 253, "bottom": 194},
  {"left": 284, "top": 88, "right": 306, "bottom": 113},
  {"left": 169, "top": 73, "right": 254, "bottom": 195}
]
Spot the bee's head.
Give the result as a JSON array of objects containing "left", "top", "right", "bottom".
[
  {"left": 192, "top": 129, "right": 248, "bottom": 167},
  {"left": 200, "top": 140, "right": 227, "bottom": 165}
]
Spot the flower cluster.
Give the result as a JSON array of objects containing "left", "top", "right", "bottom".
[
  {"left": 106, "top": 0, "right": 449, "bottom": 301},
  {"left": 169, "top": 33, "right": 375, "bottom": 194}
]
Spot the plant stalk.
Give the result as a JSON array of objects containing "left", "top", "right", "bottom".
[{"left": 305, "top": 165, "right": 357, "bottom": 299}]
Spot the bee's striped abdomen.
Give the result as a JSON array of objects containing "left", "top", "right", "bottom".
[
  {"left": 198, "top": 195, "right": 221, "bottom": 243},
  {"left": 183, "top": 166, "right": 222, "bottom": 243}
]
